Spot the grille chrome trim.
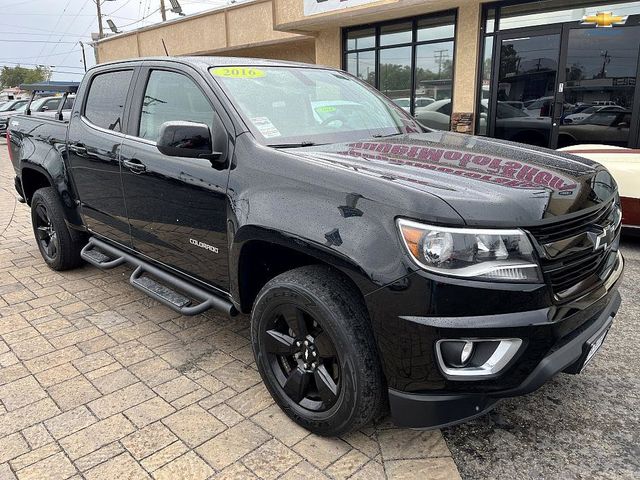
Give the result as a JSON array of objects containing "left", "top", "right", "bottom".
[{"left": 526, "top": 200, "right": 621, "bottom": 299}]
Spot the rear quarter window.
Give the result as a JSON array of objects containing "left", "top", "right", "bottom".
[{"left": 84, "top": 70, "right": 133, "bottom": 132}]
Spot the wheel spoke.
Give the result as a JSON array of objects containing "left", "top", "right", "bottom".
[
  {"left": 36, "top": 205, "right": 47, "bottom": 224},
  {"left": 314, "top": 364, "right": 338, "bottom": 404},
  {"left": 264, "top": 329, "right": 296, "bottom": 355},
  {"left": 314, "top": 331, "right": 337, "bottom": 359},
  {"left": 49, "top": 232, "right": 58, "bottom": 256},
  {"left": 281, "top": 305, "right": 307, "bottom": 338},
  {"left": 283, "top": 366, "right": 311, "bottom": 403}
]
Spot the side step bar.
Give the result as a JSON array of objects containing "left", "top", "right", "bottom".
[{"left": 81, "top": 237, "right": 237, "bottom": 317}]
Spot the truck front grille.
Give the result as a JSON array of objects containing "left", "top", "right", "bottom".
[
  {"left": 527, "top": 200, "right": 621, "bottom": 299},
  {"left": 526, "top": 201, "right": 616, "bottom": 244},
  {"left": 540, "top": 248, "right": 611, "bottom": 294}
]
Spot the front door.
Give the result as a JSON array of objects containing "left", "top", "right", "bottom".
[
  {"left": 557, "top": 25, "right": 640, "bottom": 148},
  {"left": 120, "top": 67, "right": 231, "bottom": 291}
]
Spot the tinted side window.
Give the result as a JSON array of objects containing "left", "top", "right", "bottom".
[
  {"left": 84, "top": 70, "right": 133, "bottom": 132},
  {"left": 138, "top": 70, "right": 214, "bottom": 141},
  {"left": 43, "top": 98, "right": 61, "bottom": 111}
]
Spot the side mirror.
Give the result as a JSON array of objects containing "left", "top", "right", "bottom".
[
  {"left": 617, "top": 122, "right": 629, "bottom": 129},
  {"left": 41, "top": 106, "right": 49, "bottom": 111},
  {"left": 157, "top": 121, "right": 223, "bottom": 162}
]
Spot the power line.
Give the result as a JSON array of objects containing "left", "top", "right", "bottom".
[
  {"left": 0, "top": 49, "right": 81, "bottom": 61},
  {"left": 0, "top": 39, "right": 79, "bottom": 44},
  {"left": 0, "top": 61, "right": 85, "bottom": 70}
]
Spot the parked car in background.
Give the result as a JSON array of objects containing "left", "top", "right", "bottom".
[
  {"left": 416, "top": 99, "right": 551, "bottom": 146},
  {"left": 392, "top": 96, "right": 434, "bottom": 112},
  {"left": 559, "top": 144, "right": 640, "bottom": 231},
  {"left": 563, "top": 105, "right": 626, "bottom": 124},
  {"left": 0, "top": 96, "right": 75, "bottom": 136},
  {"left": 558, "top": 110, "right": 631, "bottom": 148},
  {"left": 0, "top": 99, "right": 29, "bottom": 134}
]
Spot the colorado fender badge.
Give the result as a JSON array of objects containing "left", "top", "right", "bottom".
[{"left": 189, "top": 238, "right": 219, "bottom": 254}]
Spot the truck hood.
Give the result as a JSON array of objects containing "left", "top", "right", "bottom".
[{"left": 291, "top": 131, "right": 617, "bottom": 226}]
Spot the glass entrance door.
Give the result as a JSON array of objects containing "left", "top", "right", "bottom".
[
  {"left": 488, "top": 22, "right": 640, "bottom": 149},
  {"left": 557, "top": 26, "right": 640, "bottom": 148},
  {"left": 489, "top": 31, "right": 561, "bottom": 147}
]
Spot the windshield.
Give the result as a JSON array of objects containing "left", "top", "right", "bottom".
[
  {"left": 0, "top": 100, "right": 24, "bottom": 112},
  {"left": 211, "top": 66, "right": 422, "bottom": 145}
]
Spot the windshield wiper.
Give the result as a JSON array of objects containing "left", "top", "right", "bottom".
[
  {"left": 371, "top": 132, "right": 405, "bottom": 138},
  {"left": 269, "top": 141, "right": 318, "bottom": 148}
]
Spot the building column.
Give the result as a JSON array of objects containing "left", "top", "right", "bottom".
[
  {"left": 452, "top": 2, "right": 482, "bottom": 133},
  {"left": 315, "top": 28, "right": 342, "bottom": 68}
]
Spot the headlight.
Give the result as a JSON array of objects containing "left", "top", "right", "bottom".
[{"left": 397, "top": 219, "right": 542, "bottom": 282}]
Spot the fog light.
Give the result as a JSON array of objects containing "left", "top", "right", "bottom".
[
  {"left": 439, "top": 340, "right": 474, "bottom": 367},
  {"left": 435, "top": 338, "right": 523, "bottom": 380}
]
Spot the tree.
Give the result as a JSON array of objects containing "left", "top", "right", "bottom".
[{"left": 0, "top": 65, "right": 51, "bottom": 88}]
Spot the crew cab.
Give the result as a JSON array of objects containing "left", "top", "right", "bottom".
[{"left": 7, "top": 57, "right": 624, "bottom": 435}]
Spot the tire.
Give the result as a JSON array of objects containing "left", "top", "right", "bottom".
[
  {"left": 31, "top": 187, "right": 84, "bottom": 271},
  {"left": 251, "top": 265, "right": 385, "bottom": 436}
]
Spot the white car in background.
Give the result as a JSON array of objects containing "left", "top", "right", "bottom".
[
  {"left": 563, "top": 105, "right": 626, "bottom": 124},
  {"left": 559, "top": 144, "right": 640, "bottom": 231},
  {"left": 392, "top": 96, "right": 435, "bottom": 112}
]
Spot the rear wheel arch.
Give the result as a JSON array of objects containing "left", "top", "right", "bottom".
[{"left": 21, "top": 167, "right": 52, "bottom": 205}]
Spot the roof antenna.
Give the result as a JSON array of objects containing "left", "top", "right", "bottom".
[{"left": 161, "top": 39, "right": 169, "bottom": 56}]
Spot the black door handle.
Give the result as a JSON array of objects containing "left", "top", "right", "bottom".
[
  {"left": 69, "top": 144, "right": 87, "bottom": 155},
  {"left": 123, "top": 158, "right": 147, "bottom": 173}
]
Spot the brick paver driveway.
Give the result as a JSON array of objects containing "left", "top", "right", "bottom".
[{"left": 0, "top": 144, "right": 460, "bottom": 480}]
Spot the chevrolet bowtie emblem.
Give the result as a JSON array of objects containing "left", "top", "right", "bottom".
[
  {"left": 582, "top": 12, "right": 628, "bottom": 27},
  {"left": 587, "top": 225, "right": 614, "bottom": 251}
]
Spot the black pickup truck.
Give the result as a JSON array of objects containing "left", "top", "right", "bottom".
[{"left": 7, "top": 57, "right": 623, "bottom": 436}]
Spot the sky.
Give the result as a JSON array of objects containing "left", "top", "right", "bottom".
[{"left": 1, "top": 0, "right": 232, "bottom": 82}]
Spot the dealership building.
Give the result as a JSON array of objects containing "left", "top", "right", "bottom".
[{"left": 95, "top": 0, "right": 640, "bottom": 149}]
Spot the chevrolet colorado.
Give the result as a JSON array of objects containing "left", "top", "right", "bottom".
[{"left": 7, "top": 57, "right": 623, "bottom": 436}]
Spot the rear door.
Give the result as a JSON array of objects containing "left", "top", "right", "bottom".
[
  {"left": 119, "top": 63, "right": 232, "bottom": 291},
  {"left": 67, "top": 66, "right": 138, "bottom": 247}
]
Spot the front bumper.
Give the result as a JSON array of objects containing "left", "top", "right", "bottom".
[
  {"left": 365, "top": 251, "right": 623, "bottom": 429},
  {"left": 388, "top": 289, "right": 620, "bottom": 428}
]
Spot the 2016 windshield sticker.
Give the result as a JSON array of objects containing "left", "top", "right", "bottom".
[
  {"left": 251, "top": 117, "right": 281, "bottom": 138},
  {"left": 315, "top": 105, "right": 337, "bottom": 113},
  {"left": 210, "top": 67, "right": 265, "bottom": 78}
]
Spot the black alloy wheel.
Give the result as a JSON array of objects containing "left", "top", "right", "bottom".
[
  {"left": 263, "top": 304, "right": 341, "bottom": 412},
  {"left": 251, "top": 265, "right": 385, "bottom": 436},
  {"left": 34, "top": 203, "right": 58, "bottom": 262},
  {"left": 30, "top": 187, "right": 85, "bottom": 271}
]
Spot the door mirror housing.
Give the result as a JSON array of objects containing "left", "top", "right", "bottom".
[{"left": 156, "top": 121, "right": 223, "bottom": 162}]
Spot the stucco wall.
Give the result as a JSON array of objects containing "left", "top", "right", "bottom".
[
  {"left": 95, "top": 0, "right": 484, "bottom": 131},
  {"left": 452, "top": 2, "right": 482, "bottom": 115}
]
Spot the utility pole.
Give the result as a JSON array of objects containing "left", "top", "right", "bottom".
[
  {"left": 160, "top": 0, "right": 167, "bottom": 21},
  {"left": 79, "top": 42, "right": 87, "bottom": 72},
  {"left": 96, "top": 0, "right": 104, "bottom": 39}
]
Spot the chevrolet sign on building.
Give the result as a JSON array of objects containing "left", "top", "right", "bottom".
[{"left": 95, "top": 0, "right": 640, "bottom": 151}]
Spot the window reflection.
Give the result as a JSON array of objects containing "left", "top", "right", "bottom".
[
  {"left": 344, "top": 13, "right": 456, "bottom": 128},
  {"left": 380, "top": 46, "right": 412, "bottom": 110},
  {"left": 347, "top": 51, "right": 376, "bottom": 86}
]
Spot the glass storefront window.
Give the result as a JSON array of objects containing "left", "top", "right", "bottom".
[
  {"left": 379, "top": 46, "right": 412, "bottom": 107},
  {"left": 346, "top": 28, "right": 375, "bottom": 50},
  {"left": 346, "top": 50, "right": 376, "bottom": 86},
  {"left": 480, "top": 0, "right": 640, "bottom": 148},
  {"left": 412, "top": 42, "right": 454, "bottom": 130},
  {"left": 477, "top": 36, "right": 494, "bottom": 135},
  {"left": 500, "top": 1, "right": 640, "bottom": 30},
  {"left": 417, "top": 15, "right": 456, "bottom": 42},
  {"left": 380, "top": 22, "right": 413, "bottom": 46},
  {"left": 344, "top": 12, "right": 456, "bottom": 128}
]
